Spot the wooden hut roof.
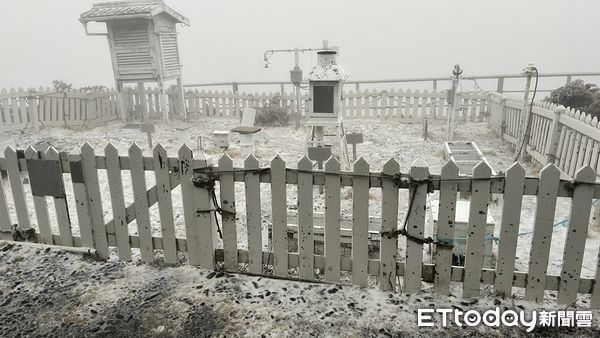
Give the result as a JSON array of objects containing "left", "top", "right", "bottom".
[{"left": 80, "top": 0, "right": 189, "bottom": 26}]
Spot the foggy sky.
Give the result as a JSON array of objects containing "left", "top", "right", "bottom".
[{"left": 1, "top": 0, "right": 599, "bottom": 92}]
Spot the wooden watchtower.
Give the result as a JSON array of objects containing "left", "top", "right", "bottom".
[{"left": 80, "top": 0, "right": 189, "bottom": 123}]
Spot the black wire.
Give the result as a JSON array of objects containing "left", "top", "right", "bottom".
[{"left": 513, "top": 68, "right": 539, "bottom": 162}]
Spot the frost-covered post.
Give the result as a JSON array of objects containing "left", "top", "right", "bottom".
[
  {"left": 27, "top": 90, "right": 39, "bottom": 131},
  {"left": 445, "top": 64, "right": 462, "bottom": 141},
  {"left": 544, "top": 106, "right": 565, "bottom": 164},
  {"left": 515, "top": 61, "right": 537, "bottom": 160}
]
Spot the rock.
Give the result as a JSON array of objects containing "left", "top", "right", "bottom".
[
  {"left": 215, "top": 271, "right": 225, "bottom": 278},
  {"left": 206, "top": 272, "right": 216, "bottom": 279}
]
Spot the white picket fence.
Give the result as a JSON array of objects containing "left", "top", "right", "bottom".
[
  {"left": 488, "top": 93, "right": 600, "bottom": 178},
  {"left": 178, "top": 89, "right": 488, "bottom": 121},
  {"left": 1, "top": 144, "right": 600, "bottom": 306},
  {"left": 0, "top": 88, "right": 120, "bottom": 132}
]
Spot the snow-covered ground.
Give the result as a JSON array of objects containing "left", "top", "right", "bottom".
[
  {"left": 1, "top": 241, "right": 599, "bottom": 337},
  {"left": 0, "top": 117, "right": 598, "bottom": 282}
]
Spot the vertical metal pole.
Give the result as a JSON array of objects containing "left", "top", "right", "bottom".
[
  {"left": 158, "top": 78, "right": 169, "bottom": 125},
  {"left": 137, "top": 82, "right": 149, "bottom": 122},
  {"left": 177, "top": 77, "right": 187, "bottom": 121},
  {"left": 446, "top": 70, "right": 460, "bottom": 141},
  {"left": 294, "top": 49, "right": 301, "bottom": 130},
  {"left": 28, "top": 92, "right": 39, "bottom": 131},
  {"left": 496, "top": 77, "right": 505, "bottom": 93},
  {"left": 233, "top": 83, "right": 240, "bottom": 119},
  {"left": 516, "top": 72, "right": 533, "bottom": 159},
  {"left": 116, "top": 81, "right": 128, "bottom": 123}
]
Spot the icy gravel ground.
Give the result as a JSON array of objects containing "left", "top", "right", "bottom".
[{"left": 1, "top": 241, "right": 599, "bottom": 338}]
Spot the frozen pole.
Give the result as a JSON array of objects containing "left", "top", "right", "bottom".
[
  {"left": 515, "top": 61, "right": 536, "bottom": 159},
  {"left": 293, "top": 49, "right": 302, "bottom": 130},
  {"left": 446, "top": 64, "right": 462, "bottom": 141}
]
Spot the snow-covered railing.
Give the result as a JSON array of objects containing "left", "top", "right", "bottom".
[
  {"left": 0, "top": 88, "right": 120, "bottom": 133},
  {"left": 487, "top": 93, "right": 600, "bottom": 178},
  {"left": 1, "top": 144, "right": 600, "bottom": 306}
]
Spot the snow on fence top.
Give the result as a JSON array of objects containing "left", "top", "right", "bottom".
[{"left": 1, "top": 143, "right": 600, "bottom": 307}]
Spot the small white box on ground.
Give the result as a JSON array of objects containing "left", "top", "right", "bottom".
[{"left": 213, "top": 130, "right": 231, "bottom": 148}]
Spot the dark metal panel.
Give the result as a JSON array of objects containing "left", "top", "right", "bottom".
[
  {"left": 346, "top": 133, "right": 364, "bottom": 145},
  {"left": 27, "top": 159, "right": 65, "bottom": 198},
  {"left": 70, "top": 161, "right": 85, "bottom": 184},
  {"left": 307, "top": 147, "right": 332, "bottom": 162}
]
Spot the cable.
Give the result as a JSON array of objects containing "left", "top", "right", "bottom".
[{"left": 513, "top": 68, "right": 539, "bottom": 162}]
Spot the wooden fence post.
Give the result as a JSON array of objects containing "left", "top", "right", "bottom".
[
  {"left": 544, "top": 106, "right": 565, "bottom": 164},
  {"left": 193, "top": 153, "right": 219, "bottom": 270},
  {"left": 28, "top": 92, "right": 39, "bottom": 131}
]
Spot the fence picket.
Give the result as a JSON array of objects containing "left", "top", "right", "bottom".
[
  {"left": 526, "top": 164, "right": 560, "bottom": 302},
  {"left": 154, "top": 144, "right": 177, "bottom": 264},
  {"left": 298, "top": 156, "right": 314, "bottom": 280},
  {"left": 352, "top": 158, "right": 369, "bottom": 287},
  {"left": 44, "top": 147, "right": 73, "bottom": 247},
  {"left": 271, "top": 155, "right": 288, "bottom": 277},
  {"left": 70, "top": 153, "right": 94, "bottom": 248},
  {"left": 592, "top": 247, "right": 600, "bottom": 308},
  {"left": 404, "top": 159, "right": 429, "bottom": 293},
  {"left": 193, "top": 153, "right": 218, "bottom": 270},
  {"left": 434, "top": 160, "right": 459, "bottom": 295},
  {"left": 244, "top": 155, "right": 262, "bottom": 274},
  {"left": 494, "top": 162, "right": 525, "bottom": 297},
  {"left": 380, "top": 158, "right": 399, "bottom": 291},
  {"left": 324, "top": 157, "right": 341, "bottom": 282},
  {"left": 0, "top": 159, "right": 11, "bottom": 239},
  {"left": 105, "top": 143, "right": 131, "bottom": 261},
  {"left": 128, "top": 144, "right": 153, "bottom": 263},
  {"left": 4, "top": 147, "right": 31, "bottom": 231},
  {"left": 557, "top": 166, "right": 596, "bottom": 304},
  {"left": 463, "top": 161, "right": 492, "bottom": 298},
  {"left": 81, "top": 143, "right": 109, "bottom": 258},
  {"left": 178, "top": 145, "right": 201, "bottom": 265},
  {"left": 219, "top": 154, "right": 238, "bottom": 271}
]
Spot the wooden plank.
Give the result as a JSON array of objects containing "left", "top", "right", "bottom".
[
  {"left": 271, "top": 155, "right": 288, "bottom": 277},
  {"left": 4, "top": 146, "right": 31, "bottom": 230},
  {"left": 380, "top": 158, "right": 399, "bottom": 291},
  {"left": 591, "top": 243, "right": 600, "bottom": 308},
  {"left": 128, "top": 144, "right": 153, "bottom": 263},
  {"left": 44, "top": 147, "right": 73, "bottom": 247},
  {"left": 433, "top": 160, "right": 459, "bottom": 295},
  {"left": 69, "top": 156, "right": 94, "bottom": 248},
  {"left": 179, "top": 145, "right": 200, "bottom": 265},
  {"left": 462, "top": 161, "right": 492, "bottom": 298},
  {"left": 244, "top": 154, "right": 262, "bottom": 274},
  {"left": 194, "top": 153, "right": 218, "bottom": 270},
  {"left": 24, "top": 147, "right": 53, "bottom": 244},
  {"left": 219, "top": 154, "right": 238, "bottom": 271},
  {"left": 558, "top": 166, "right": 596, "bottom": 304},
  {"left": 0, "top": 154, "right": 11, "bottom": 239},
  {"left": 324, "top": 157, "right": 341, "bottom": 281},
  {"left": 297, "top": 156, "right": 314, "bottom": 279},
  {"left": 352, "top": 158, "right": 370, "bottom": 287},
  {"left": 104, "top": 143, "right": 131, "bottom": 261},
  {"left": 494, "top": 162, "right": 525, "bottom": 297},
  {"left": 153, "top": 144, "right": 177, "bottom": 264},
  {"left": 81, "top": 143, "right": 109, "bottom": 259},
  {"left": 404, "top": 159, "right": 429, "bottom": 293},
  {"left": 526, "top": 164, "right": 560, "bottom": 302}
]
